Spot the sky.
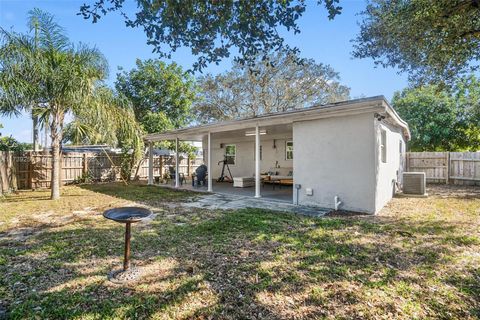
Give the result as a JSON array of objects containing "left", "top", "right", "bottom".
[{"left": 0, "top": 0, "right": 409, "bottom": 143}]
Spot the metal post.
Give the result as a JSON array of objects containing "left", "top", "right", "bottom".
[
  {"left": 255, "top": 125, "right": 261, "bottom": 198},
  {"left": 123, "top": 222, "right": 131, "bottom": 271},
  {"left": 175, "top": 138, "right": 180, "bottom": 188},
  {"left": 207, "top": 132, "right": 212, "bottom": 192},
  {"left": 148, "top": 142, "right": 154, "bottom": 185}
]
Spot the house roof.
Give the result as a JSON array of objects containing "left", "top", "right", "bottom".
[{"left": 144, "top": 96, "right": 410, "bottom": 142}]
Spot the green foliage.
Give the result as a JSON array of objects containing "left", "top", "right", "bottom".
[
  {"left": 195, "top": 51, "right": 350, "bottom": 122},
  {"left": 0, "top": 9, "right": 142, "bottom": 196},
  {"left": 79, "top": 1, "right": 343, "bottom": 71},
  {"left": 141, "top": 111, "right": 174, "bottom": 134},
  {"left": 115, "top": 59, "right": 196, "bottom": 130},
  {"left": 63, "top": 86, "right": 145, "bottom": 181},
  {"left": 392, "top": 75, "right": 480, "bottom": 151},
  {"left": 0, "top": 136, "right": 32, "bottom": 152},
  {"left": 73, "top": 172, "right": 93, "bottom": 184},
  {"left": 115, "top": 58, "right": 197, "bottom": 159},
  {"left": 353, "top": 0, "right": 480, "bottom": 84},
  {"left": 140, "top": 110, "right": 196, "bottom": 158}
]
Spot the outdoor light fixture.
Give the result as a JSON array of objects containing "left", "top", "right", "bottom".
[{"left": 245, "top": 130, "right": 267, "bottom": 136}]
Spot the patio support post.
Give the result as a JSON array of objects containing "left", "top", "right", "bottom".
[
  {"left": 255, "top": 125, "right": 261, "bottom": 198},
  {"left": 147, "top": 142, "right": 154, "bottom": 185},
  {"left": 175, "top": 137, "right": 180, "bottom": 188},
  {"left": 207, "top": 132, "right": 212, "bottom": 192}
]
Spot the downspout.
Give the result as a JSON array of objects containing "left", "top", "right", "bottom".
[{"left": 334, "top": 195, "right": 342, "bottom": 211}]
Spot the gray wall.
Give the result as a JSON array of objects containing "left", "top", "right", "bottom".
[
  {"left": 293, "top": 113, "right": 376, "bottom": 213},
  {"left": 200, "top": 111, "right": 406, "bottom": 214},
  {"left": 374, "top": 121, "right": 406, "bottom": 212},
  {"left": 203, "top": 133, "right": 293, "bottom": 179}
]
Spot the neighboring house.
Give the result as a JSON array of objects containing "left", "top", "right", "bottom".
[{"left": 145, "top": 96, "right": 410, "bottom": 214}]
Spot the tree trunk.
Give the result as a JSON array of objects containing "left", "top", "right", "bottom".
[
  {"left": 32, "top": 111, "right": 40, "bottom": 151},
  {"left": 50, "top": 109, "right": 63, "bottom": 200}
]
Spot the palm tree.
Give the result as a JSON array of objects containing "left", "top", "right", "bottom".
[
  {"left": 0, "top": 9, "right": 141, "bottom": 199},
  {"left": 63, "top": 86, "right": 144, "bottom": 182}
]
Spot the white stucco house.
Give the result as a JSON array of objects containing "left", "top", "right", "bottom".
[{"left": 145, "top": 96, "right": 410, "bottom": 214}]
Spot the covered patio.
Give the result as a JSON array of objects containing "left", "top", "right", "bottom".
[
  {"left": 156, "top": 180, "right": 293, "bottom": 203},
  {"left": 145, "top": 117, "right": 295, "bottom": 204}
]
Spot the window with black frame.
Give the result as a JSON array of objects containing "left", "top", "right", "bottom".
[
  {"left": 286, "top": 141, "right": 293, "bottom": 160},
  {"left": 225, "top": 144, "right": 236, "bottom": 165}
]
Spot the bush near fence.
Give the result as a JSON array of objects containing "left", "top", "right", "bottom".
[
  {"left": 406, "top": 152, "right": 480, "bottom": 185},
  {"left": 10, "top": 152, "right": 202, "bottom": 190}
]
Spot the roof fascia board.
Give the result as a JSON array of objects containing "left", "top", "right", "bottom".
[
  {"left": 381, "top": 100, "right": 411, "bottom": 140},
  {"left": 144, "top": 98, "right": 389, "bottom": 142}
]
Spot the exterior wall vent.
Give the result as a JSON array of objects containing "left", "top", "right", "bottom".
[{"left": 402, "top": 172, "right": 426, "bottom": 196}]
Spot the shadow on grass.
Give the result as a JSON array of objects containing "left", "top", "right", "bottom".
[
  {"left": 79, "top": 182, "right": 197, "bottom": 204},
  {"left": 2, "top": 205, "right": 478, "bottom": 319},
  {"left": 426, "top": 184, "right": 480, "bottom": 200},
  {"left": 1, "top": 193, "right": 91, "bottom": 203}
]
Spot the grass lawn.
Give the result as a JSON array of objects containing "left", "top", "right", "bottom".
[{"left": 0, "top": 182, "right": 479, "bottom": 319}]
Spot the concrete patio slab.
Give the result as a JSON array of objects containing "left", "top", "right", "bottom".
[{"left": 182, "top": 193, "right": 331, "bottom": 218}]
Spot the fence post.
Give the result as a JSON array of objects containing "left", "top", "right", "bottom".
[
  {"left": 445, "top": 152, "right": 450, "bottom": 184},
  {"left": 406, "top": 152, "right": 409, "bottom": 172},
  {"left": 9, "top": 152, "right": 17, "bottom": 191},
  {"left": 83, "top": 154, "right": 88, "bottom": 176},
  {"left": 59, "top": 153, "right": 64, "bottom": 186},
  {"left": 29, "top": 153, "right": 34, "bottom": 190},
  {"left": 159, "top": 156, "right": 163, "bottom": 178},
  {"left": 0, "top": 152, "right": 5, "bottom": 195}
]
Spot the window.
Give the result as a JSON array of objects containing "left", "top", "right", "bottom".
[
  {"left": 286, "top": 141, "right": 293, "bottom": 160},
  {"left": 380, "top": 129, "right": 387, "bottom": 163},
  {"left": 225, "top": 144, "right": 236, "bottom": 165}
]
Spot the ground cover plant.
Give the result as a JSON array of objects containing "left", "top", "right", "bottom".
[{"left": 0, "top": 182, "right": 479, "bottom": 319}]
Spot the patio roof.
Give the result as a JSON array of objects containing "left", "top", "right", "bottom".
[{"left": 144, "top": 96, "right": 410, "bottom": 142}]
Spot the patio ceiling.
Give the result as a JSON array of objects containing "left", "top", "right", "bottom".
[{"left": 210, "top": 123, "right": 292, "bottom": 140}]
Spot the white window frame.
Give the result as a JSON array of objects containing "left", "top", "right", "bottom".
[
  {"left": 380, "top": 129, "right": 387, "bottom": 163},
  {"left": 286, "top": 140, "right": 293, "bottom": 160},
  {"left": 225, "top": 144, "right": 236, "bottom": 165}
]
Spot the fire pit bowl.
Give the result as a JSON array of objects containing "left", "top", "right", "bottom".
[{"left": 103, "top": 207, "right": 153, "bottom": 283}]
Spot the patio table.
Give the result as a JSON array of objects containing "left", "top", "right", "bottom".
[{"left": 103, "top": 207, "right": 153, "bottom": 283}]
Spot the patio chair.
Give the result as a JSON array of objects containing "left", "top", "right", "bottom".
[{"left": 194, "top": 164, "right": 208, "bottom": 187}]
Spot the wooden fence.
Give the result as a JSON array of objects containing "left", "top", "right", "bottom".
[
  {"left": 11, "top": 152, "right": 202, "bottom": 190},
  {"left": 406, "top": 152, "right": 480, "bottom": 185},
  {"left": 0, "top": 151, "right": 17, "bottom": 195},
  {"left": 5, "top": 151, "right": 478, "bottom": 191}
]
